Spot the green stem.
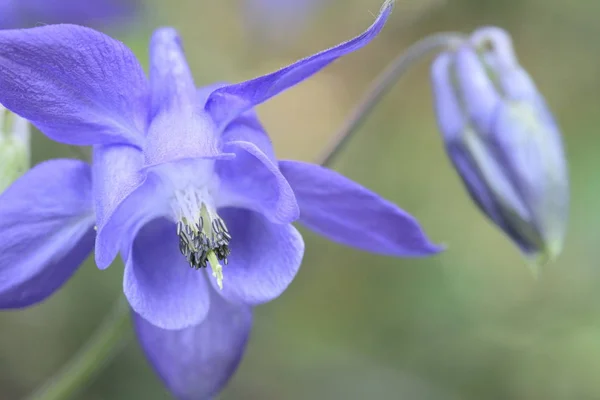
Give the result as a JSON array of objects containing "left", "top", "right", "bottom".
[
  {"left": 317, "top": 32, "right": 465, "bottom": 166},
  {"left": 26, "top": 297, "right": 132, "bottom": 400}
]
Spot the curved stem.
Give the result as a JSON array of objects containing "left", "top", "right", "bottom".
[
  {"left": 26, "top": 297, "right": 132, "bottom": 400},
  {"left": 317, "top": 32, "right": 465, "bottom": 166}
]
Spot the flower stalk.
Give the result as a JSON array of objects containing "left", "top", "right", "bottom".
[
  {"left": 317, "top": 32, "right": 465, "bottom": 166},
  {"left": 26, "top": 298, "right": 132, "bottom": 400}
]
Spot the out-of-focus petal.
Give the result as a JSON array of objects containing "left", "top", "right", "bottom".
[
  {"left": 125, "top": 218, "right": 210, "bottom": 330},
  {"left": 453, "top": 44, "right": 501, "bottom": 135},
  {"left": 208, "top": 208, "right": 304, "bottom": 305},
  {"left": 205, "top": 0, "right": 394, "bottom": 129},
  {"left": 0, "top": 24, "right": 148, "bottom": 146},
  {"left": 149, "top": 27, "right": 197, "bottom": 118},
  {"left": 279, "top": 161, "right": 443, "bottom": 257},
  {"left": 13, "top": 0, "right": 140, "bottom": 30},
  {"left": 216, "top": 141, "right": 298, "bottom": 224},
  {"left": 430, "top": 52, "right": 464, "bottom": 142},
  {"left": 0, "top": 159, "right": 95, "bottom": 308},
  {"left": 134, "top": 286, "right": 252, "bottom": 400}
]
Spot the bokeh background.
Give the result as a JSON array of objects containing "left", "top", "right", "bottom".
[{"left": 2, "top": 0, "right": 600, "bottom": 398}]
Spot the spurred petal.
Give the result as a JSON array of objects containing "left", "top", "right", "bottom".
[
  {"left": 208, "top": 208, "right": 304, "bottom": 305},
  {"left": 134, "top": 287, "right": 252, "bottom": 400},
  {"left": 0, "top": 159, "right": 95, "bottom": 308},
  {"left": 0, "top": 24, "right": 148, "bottom": 146},
  {"left": 205, "top": 0, "right": 394, "bottom": 129},
  {"left": 279, "top": 161, "right": 443, "bottom": 257},
  {"left": 216, "top": 141, "right": 298, "bottom": 224},
  {"left": 149, "top": 27, "right": 196, "bottom": 118},
  {"left": 125, "top": 218, "right": 210, "bottom": 330}
]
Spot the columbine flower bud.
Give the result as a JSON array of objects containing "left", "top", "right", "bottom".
[
  {"left": 430, "top": 27, "right": 569, "bottom": 266},
  {"left": 0, "top": 104, "right": 30, "bottom": 193}
]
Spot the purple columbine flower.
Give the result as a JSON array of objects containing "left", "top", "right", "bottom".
[
  {"left": 0, "top": 1, "right": 440, "bottom": 397},
  {"left": 0, "top": 0, "right": 139, "bottom": 30},
  {"left": 431, "top": 27, "right": 569, "bottom": 264}
]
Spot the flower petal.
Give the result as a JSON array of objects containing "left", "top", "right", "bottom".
[
  {"left": 197, "top": 83, "right": 228, "bottom": 108},
  {"left": 92, "top": 144, "right": 145, "bottom": 229},
  {"left": 431, "top": 51, "right": 465, "bottom": 142},
  {"left": 199, "top": 85, "right": 276, "bottom": 161},
  {"left": 279, "top": 161, "right": 443, "bottom": 257},
  {"left": 216, "top": 141, "right": 298, "bottom": 224},
  {"left": 209, "top": 208, "right": 304, "bottom": 305},
  {"left": 0, "top": 24, "right": 148, "bottom": 146},
  {"left": 143, "top": 109, "right": 231, "bottom": 168},
  {"left": 0, "top": 2, "right": 20, "bottom": 29},
  {"left": 14, "top": 0, "right": 140, "bottom": 29},
  {"left": 95, "top": 172, "right": 169, "bottom": 269},
  {"left": 453, "top": 44, "right": 501, "bottom": 136},
  {"left": 221, "top": 113, "right": 276, "bottom": 162},
  {"left": 204, "top": 0, "right": 394, "bottom": 129},
  {"left": 125, "top": 218, "right": 210, "bottom": 330},
  {"left": 92, "top": 143, "right": 167, "bottom": 269},
  {"left": 149, "top": 27, "right": 197, "bottom": 118},
  {"left": 134, "top": 287, "right": 252, "bottom": 400},
  {"left": 0, "top": 159, "right": 95, "bottom": 308}
]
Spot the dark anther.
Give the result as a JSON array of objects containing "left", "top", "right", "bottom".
[{"left": 177, "top": 218, "right": 231, "bottom": 270}]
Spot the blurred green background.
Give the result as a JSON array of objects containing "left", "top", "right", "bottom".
[{"left": 2, "top": 0, "right": 600, "bottom": 398}]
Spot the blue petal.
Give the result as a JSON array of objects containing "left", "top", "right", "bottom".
[
  {"left": 492, "top": 101, "right": 569, "bottom": 250},
  {"left": 0, "top": 24, "right": 148, "bottom": 146},
  {"left": 125, "top": 218, "right": 210, "bottom": 330},
  {"left": 92, "top": 144, "right": 145, "bottom": 229},
  {"left": 134, "top": 287, "right": 252, "bottom": 400},
  {"left": 0, "top": 2, "right": 20, "bottom": 29},
  {"left": 279, "top": 161, "right": 443, "bottom": 257},
  {"left": 208, "top": 208, "right": 304, "bottom": 305},
  {"left": 221, "top": 113, "right": 276, "bottom": 162},
  {"left": 197, "top": 83, "right": 228, "bottom": 108},
  {"left": 6, "top": 0, "right": 140, "bottom": 30},
  {"left": 198, "top": 85, "right": 276, "bottom": 161},
  {"left": 204, "top": 0, "right": 394, "bottom": 129},
  {"left": 143, "top": 109, "right": 231, "bottom": 168},
  {"left": 216, "top": 141, "right": 298, "bottom": 224},
  {"left": 95, "top": 172, "right": 169, "bottom": 269},
  {"left": 430, "top": 52, "right": 465, "bottom": 142},
  {"left": 445, "top": 142, "right": 512, "bottom": 238},
  {"left": 0, "top": 159, "right": 95, "bottom": 308},
  {"left": 92, "top": 144, "right": 166, "bottom": 269},
  {"left": 149, "top": 28, "right": 197, "bottom": 119},
  {"left": 454, "top": 44, "right": 501, "bottom": 136}
]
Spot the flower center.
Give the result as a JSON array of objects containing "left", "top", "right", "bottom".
[{"left": 168, "top": 174, "right": 231, "bottom": 289}]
